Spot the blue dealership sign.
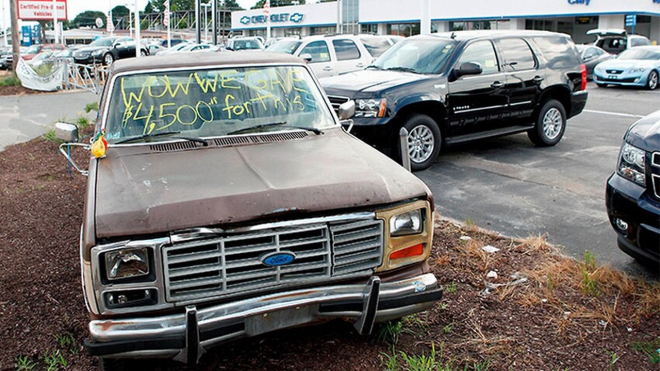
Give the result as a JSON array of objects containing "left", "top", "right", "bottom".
[
  {"left": 239, "top": 12, "right": 304, "bottom": 25},
  {"left": 625, "top": 15, "right": 637, "bottom": 27},
  {"left": 567, "top": 0, "right": 590, "bottom": 5}
]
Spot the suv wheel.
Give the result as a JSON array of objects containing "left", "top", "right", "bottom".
[
  {"left": 401, "top": 114, "right": 441, "bottom": 171},
  {"left": 103, "top": 53, "right": 114, "bottom": 66},
  {"left": 528, "top": 99, "right": 566, "bottom": 146},
  {"left": 647, "top": 70, "right": 658, "bottom": 90}
]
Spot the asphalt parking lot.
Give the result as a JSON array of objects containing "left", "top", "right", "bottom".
[{"left": 416, "top": 81, "right": 659, "bottom": 275}]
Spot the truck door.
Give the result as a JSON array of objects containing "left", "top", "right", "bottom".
[
  {"left": 496, "top": 37, "right": 542, "bottom": 126},
  {"left": 299, "top": 40, "right": 335, "bottom": 78},
  {"left": 447, "top": 40, "right": 508, "bottom": 137},
  {"left": 332, "top": 38, "right": 367, "bottom": 75}
]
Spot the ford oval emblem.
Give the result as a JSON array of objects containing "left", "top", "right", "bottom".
[{"left": 261, "top": 252, "right": 296, "bottom": 267}]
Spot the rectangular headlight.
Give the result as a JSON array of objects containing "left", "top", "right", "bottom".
[
  {"left": 104, "top": 247, "right": 150, "bottom": 281},
  {"left": 617, "top": 142, "right": 646, "bottom": 187},
  {"left": 376, "top": 200, "right": 433, "bottom": 272},
  {"left": 390, "top": 209, "right": 423, "bottom": 236}
]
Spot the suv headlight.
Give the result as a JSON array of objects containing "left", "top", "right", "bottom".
[
  {"left": 355, "top": 98, "right": 386, "bottom": 118},
  {"left": 104, "top": 247, "right": 150, "bottom": 281},
  {"left": 617, "top": 142, "right": 646, "bottom": 187}
]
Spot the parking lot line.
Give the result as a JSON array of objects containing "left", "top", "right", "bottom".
[{"left": 583, "top": 109, "right": 644, "bottom": 119}]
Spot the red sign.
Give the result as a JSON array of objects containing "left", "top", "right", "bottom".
[{"left": 18, "top": 0, "right": 68, "bottom": 21}]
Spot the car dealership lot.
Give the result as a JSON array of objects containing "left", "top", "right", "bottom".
[{"left": 416, "top": 82, "right": 659, "bottom": 274}]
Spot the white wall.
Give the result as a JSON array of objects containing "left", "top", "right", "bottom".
[{"left": 597, "top": 15, "right": 623, "bottom": 29}]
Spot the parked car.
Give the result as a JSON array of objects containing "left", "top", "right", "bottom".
[
  {"left": 154, "top": 42, "right": 193, "bottom": 56},
  {"left": 576, "top": 44, "right": 613, "bottom": 80},
  {"left": 587, "top": 29, "right": 651, "bottom": 55},
  {"left": 177, "top": 43, "right": 218, "bottom": 53},
  {"left": 321, "top": 30, "right": 589, "bottom": 171},
  {"left": 21, "top": 43, "right": 66, "bottom": 61},
  {"left": 267, "top": 34, "right": 397, "bottom": 78},
  {"left": 224, "top": 36, "right": 264, "bottom": 51},
  {"left": 606, "top": 109, "right": 660, "bottom": 268},
  {"left": 593, "top": 46, "right": 660, "bottom": 90},
  {"left": 72, "top": 36, "right": 149, "bottom": 65},
  {"left": 154, "top": 38, "right": 189, "bottom": 48},
  {"left": 54, "top": 51, "right": 442, "bottom": 369}
]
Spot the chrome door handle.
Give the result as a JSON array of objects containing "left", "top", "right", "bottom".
[
  {"left": 491, "top": 81, "right": 504, "bottom": 88},
  {"left": 533, "top": 76, "right": 544, "bottom": 84},
  {"left": 356, "top": 63, "right": 365, "bottom": 68},
  {"left": 323, "top": 66, "right": 333, "bottom": 71}
]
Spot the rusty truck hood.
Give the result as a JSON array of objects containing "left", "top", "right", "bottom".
[{"left": 94, "top": 128, "right": 430, "bottom": 238}]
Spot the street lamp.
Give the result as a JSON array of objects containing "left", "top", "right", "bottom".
[{"left": 201, "top": 2, "right": 210, "bottom": 42}]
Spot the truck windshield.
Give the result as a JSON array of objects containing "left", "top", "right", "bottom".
[
  {"left": 371, "top": 38, "right": 457, "bottom": 74},
  {"left": 104, "top": 65, "right": 335, "bottom": 143}
]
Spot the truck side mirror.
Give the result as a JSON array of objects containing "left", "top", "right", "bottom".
[
  {"left": 55, "top": 122, "right": 79, "bottom": 142},
  {"left": 338, "top": 100, "right": 355, "bottom": 120},
  {"left": 450, "top": 62, "right": 483, "bottom": 81},
  {"left": 300, "top": 53, "right": 313, "bottom": 63}
]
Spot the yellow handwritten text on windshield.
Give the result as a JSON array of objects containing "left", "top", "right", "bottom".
[{"left": 118, "top": 68, "right": 310, "bottom": 135}]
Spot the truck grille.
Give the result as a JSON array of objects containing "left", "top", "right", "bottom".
[{"left": 163, "top": 219, "right": 383, "bottom": 303}]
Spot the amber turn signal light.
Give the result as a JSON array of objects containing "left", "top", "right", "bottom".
[{"left": 390, "top": 243, "right": 424, "bottom": 260}]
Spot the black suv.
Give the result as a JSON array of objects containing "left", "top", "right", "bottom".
[
  {"left": 606, "top": 110, "right": 660, "bottom": 268},
  {"left": 321, "top": 31, "right": 588, "bottom": 171}
]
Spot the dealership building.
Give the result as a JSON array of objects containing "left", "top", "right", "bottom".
[{"left": 231, "top": 0, "right": 660, "bottom": 44}]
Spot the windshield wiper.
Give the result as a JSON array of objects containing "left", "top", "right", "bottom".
[
  {"left": 227, "top": 121, "right": 322, "bottom": 135},
  {"left": 385, "top": 66, "right": 419, "bottom": 73},
  {"left": 115, "top": 131, "right": 209, "bottom": 146}
]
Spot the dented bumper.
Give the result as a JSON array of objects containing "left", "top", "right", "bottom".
[{"left": 85, "top": 273, "right": 442, "bottom": 363}]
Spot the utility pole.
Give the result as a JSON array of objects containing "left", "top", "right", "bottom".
[
  {"left": 195, "top": 0, "right": 201, "bottom": 44},
  {"left": 52, "top": 0, "right": 58, "bottom": 43},
  {"left": 10, "top": 0, "right": 19, "bottom": 70},
  {"left": 211, "top": 0, "right": 217, "bottom": 45}
]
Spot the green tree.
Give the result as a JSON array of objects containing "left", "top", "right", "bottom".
[
  {"left": 71, "top": 10, "right": 107, "bottom": 28},
  {"left": 146, "top": 0, "right": 244, "bottom": 12},
  {"left": 111, "top": 5, "right": 130, "bottom": 29},
  {"left": 251, "top": 0, "right": 305, "bottom": 9}
]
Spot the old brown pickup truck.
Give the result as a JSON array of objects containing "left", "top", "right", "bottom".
[{"left": 56, "top": 52, "right": 442, "bottom": 370}]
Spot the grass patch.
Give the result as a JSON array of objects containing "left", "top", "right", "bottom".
[
  {"left": 630, "top": 338, "right": 660, "bottom": 363},
  {"left": 14, "top": 354, "right": 36, "bottom": 371},
  {"left": 0, "top": 73, "right": 21, "bottom": 87}
]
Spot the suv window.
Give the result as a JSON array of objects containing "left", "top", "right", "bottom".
[
  {"left": 457, "top": 41, "right": 499, "bottom": 74},
  {"left": 533, "top": 36, "right": 581, "bottom": 68},
  {"left": 373, "top": 38, "right": 457, "bottom": 74},
  {"left": 498, "top": 38, "right": 536, "bottom": 71},
  {"left": 630, "top": 37, "right": 650, "bottom": 47},
  {"left": 300, "top": 40, "right": 331, "bottom": 63},
  {"left": 332, "top": 39, "right": 361, "bottom": 61},
  {"left": 359, "top": 37, "right": 391, "bottom": 58}
]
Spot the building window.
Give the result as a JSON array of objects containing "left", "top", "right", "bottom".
[
  {"left": 387, "top": 23, "right": 420, "bottom": 37},
  {"left": 361, "top": 24, "right": 378, "bottom": 35},
  {"left": 449, "top": 20, "right": 510, "bottom": 31},
  {"left": 311, "top": 26, "right": 335, "bottom": 36},
  {"left": 284, "top": 28, "right": 302, "bottom": 37}
]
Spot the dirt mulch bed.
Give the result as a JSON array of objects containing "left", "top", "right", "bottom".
[{"left": 1, "top": 136, "right": 660, "bottom": 371}]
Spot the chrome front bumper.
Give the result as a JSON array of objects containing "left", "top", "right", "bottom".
[{"left": 86, "top": 273, "right": 442, "bottom": 363}]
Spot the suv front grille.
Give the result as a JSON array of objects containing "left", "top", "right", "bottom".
[
  {"left": 327, "top": 95, "right": 350, "bottom": 115},
  {"left": 652, "top": 152, "right": 660, "bottom": 200},
  {"left": 163, "top": 219, "right": 383, "bottom": 303}
]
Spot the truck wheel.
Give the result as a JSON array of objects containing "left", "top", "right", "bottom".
[
  {"left": 103, "top": 53, "right": 114, "bottom": 66},
  {"left": 527, "top": 99, "right": 566, "bottom": 147},
  {"left": 646, "top": 70, "right": 658, "bottom": 90},
  {"left": 99, "top": 358, "right": 126, "bottom": 371},
  {"left": 400, "top": 114, "right": 441, "bottom": 172}
]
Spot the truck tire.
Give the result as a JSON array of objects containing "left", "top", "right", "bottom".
[
  {"left": 400, "top": 114, "right": 441, "bottom": 172},
  {"left": 527, "top": 99, "right": 566, "bottom": 147}
]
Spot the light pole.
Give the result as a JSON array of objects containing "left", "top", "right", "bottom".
[
  {"left": 134, "top": 0, "right": 140, "bottom": 57},
  {"left": 201, "top": 2, "right": 210, "bottom": 42}
]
